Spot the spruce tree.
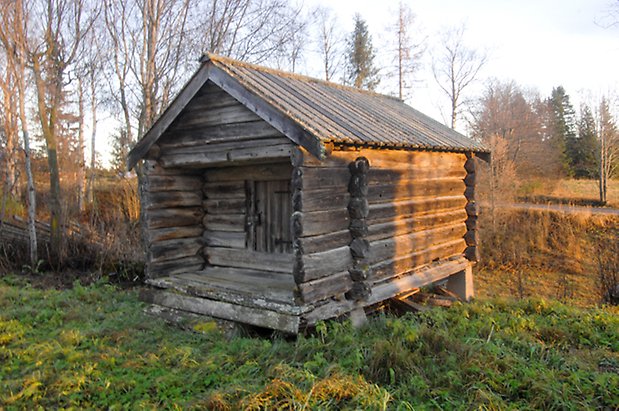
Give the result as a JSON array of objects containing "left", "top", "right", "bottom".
[
  {"left": 548, "top": 86, "right": 577, "bottom": 176},
  {"left": 345, "top": 14, "right": 380, "bottom": 90},
  {"left": 574, "top": 105, "right": 599, "bottom": 178}
]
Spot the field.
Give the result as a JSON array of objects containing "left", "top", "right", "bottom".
[
  {"left": 519, "top": 178, "right": 619, "bottom": 208},
  {"left": 0, "top": 275, "right": 618, "bottom": 409}
]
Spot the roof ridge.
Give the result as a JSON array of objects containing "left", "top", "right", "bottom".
[{"left": 204, "top": 52, "right": 404, "bottom": 103}]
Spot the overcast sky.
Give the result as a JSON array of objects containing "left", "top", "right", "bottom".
[{"left": 306, "top": 0, "right": 619, "bottom": 127}]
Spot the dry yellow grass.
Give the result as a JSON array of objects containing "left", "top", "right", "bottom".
[{"left": 520, "top": 178, "right": 619, "bottom": 208}]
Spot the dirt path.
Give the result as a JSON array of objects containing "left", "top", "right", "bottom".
[{"left": 492, "top": 202, "right": 619, "bottom": 216}]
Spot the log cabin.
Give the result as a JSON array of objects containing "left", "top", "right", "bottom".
[{"left": 127, "top": 54, "right": 489, "bottom": 333}]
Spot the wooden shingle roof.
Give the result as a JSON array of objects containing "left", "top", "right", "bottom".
[{"left": 128, "top": 53, "right": 488, "bottom": 169}]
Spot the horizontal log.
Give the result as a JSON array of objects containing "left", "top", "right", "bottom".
[
  {"left": 203, "top": 230, "right": 246, "bottom": 248},
  {"left": 297, "top": 245, "right": 353, "bottom": 283},
  {"left": 202, "top": 213, "right": 245, "bottom": 232},
  {"left": 371, "top": 239, "right": 467, "bottom": 281},
  {"left": 204, "top": 198, "right": 246, "bottom": 214},
  {"left": 368, "top": 223, "right": 467, "bottom": 265},
  {"left": 142, "top": 160, "right": 189, "bottom": 175},
  {"left": 366, "top": 208, "right": 467, "bottom": 242},
  {"left": 159, "top": 142, "right": 293, "bottom": 168},
  {"left": 143, "top": 191, "right": 203, "bottom": 210},
  {"left": 296, "top": 148, "right": 466, "bottom": 170},
  {"left": 146, "top": 226, "right": 204, "bottom": 243},
  {"left": 171, "top": 102, "right": 263, "bottom": 130},
  {"left": 147, "top": 256, "right": 205, "bottom": 278},
  {"left": 203, "top": 181, "right": 246, "bottom": 198},
  {"left": 140, "top": 289, "right": 299, "bottom": 334},
  {"left": 144, "top": 207, "right": 204, "bottom": 229},
  {"left": 163, "top": 137, "right": 290, "bottom": 156},
  {"left": 148, "top": 237, "right": 203, "bottom": 263},
  {"left": 143, "top": 175, "right": 203, "bottom": 192},
  {"left": 292, "top": 209, "right": 349, "bottom": 237},
  {"left": 204, "top": 247, "right": 293, "bottom": 273},
  {"left": 367, "top": 196, "right": 467, "bottom": 222},
  {"left": 296, "top": 167, "right": 351, "bottom": 190},
  {"left": 371, "top": 258, "right": 470, "bottom": 300},
  {"left": 298, "top": 271, "right": 353, "bottom": 303},
  {"left": 292, "top": 188, "right": 350, "bottom": 212},
  {"left": 367, "top": 178, "right": 465, "bottom": 204},
  {"left": 294, "top": 230, "right": 352, "bottom": 254},
  {"left": 367, "top": 167, "right": 467, "bottom": 184},
  {"left": 204, "top": 163, "right": 292, "bottom": 182},
  {"left": 159, "top": 121, "right": 282, "bottom": 149}
]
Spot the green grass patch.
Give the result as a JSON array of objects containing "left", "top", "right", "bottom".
[{"left": 0, "top": 275, "right": 617, "bottom": 409}]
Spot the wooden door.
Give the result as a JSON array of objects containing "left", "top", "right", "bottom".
[{"left": 247, "top": 180, "right": 292, "bottom": 253}]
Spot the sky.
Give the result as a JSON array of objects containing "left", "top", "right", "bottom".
[{"left": 306, "top": 0, "right": 619, "bottom": 129}]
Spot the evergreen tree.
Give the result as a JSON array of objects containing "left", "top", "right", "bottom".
[
  {"left": 547, "top": 86, "right": 577, "bottom": 176},
  {"left": 344, "top": 14, "right": 380, "bottom": 90},
  {"left": 574, "top": 104, "right": 599, "bottom": 178}
]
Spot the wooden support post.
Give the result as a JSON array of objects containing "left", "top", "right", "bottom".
[{"left": 445, "top": 264, "right": 474, "bottom": 301}]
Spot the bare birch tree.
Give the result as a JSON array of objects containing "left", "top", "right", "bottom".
[
  {"left": 315, "top": 7, "right": 343, "bottom": 81},
  {"left": 597, "top": 97, "right": 619, "bottom": 205},
  {"left": 390, "top": 2, "right": 425, "bottom": 100},
  {"left": 0, "top": 0, "right": 38, "bottom": 265},
  {"left": 432, "top": 24, "right": 487, "bottom": 129}
]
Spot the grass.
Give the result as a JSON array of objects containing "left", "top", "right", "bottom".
[
  {"left": 1, "top": 274, "right": 618, "bottom": 409},
  {"left": 519, "top": 178, "right": 619, "bottom": 208}
]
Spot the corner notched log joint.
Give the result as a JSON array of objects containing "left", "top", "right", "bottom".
[
  {"left": 346, "top": 157, "right": 372, "bottom": 301},
  {"left": 464, "top": 153, "right": 479, "bottom": 262}
]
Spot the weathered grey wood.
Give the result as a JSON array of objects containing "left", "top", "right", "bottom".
[
  {"left": 446, "top": 265, "right": 474, "bottom": 301},
  {"left": 143, "top": 191, "right": 203, "bottom": 210},
  {"left": 464, "top": 230, "right": 479, "bottom": 247},
  {"left": 367, "top": 196, "right": 467, "bottom": 222},
  {"left": 465, "top": 246, "right": 480, "bottom": 262},
  {"left": 295, "top": 230, "right": 352, "bottom": 254},
  {"left": 291, "top": 209, "right": 349, "bottom": 237},
  {"left": 203, "top": 181, "right": 245, "bottom": 198},
  {"left": 140, "top": 289, "right": 299, "bottom": 333},
  {"left": 464, "top": 187, "right": 475, "bottom": 201},
  {"left": 202, "top": 213, "right": 245, "bottom": 232},
  {"left": 203, "top": 230, "right": 246, "bottom": 248},
  {"left": 171, "top": 102, "right": 263, "bottom": 131},
  {"left": 348, "top": 198, "right": 370, "bottom": 219},
  {"left": 143, "top": 175, "right": 203, "bottom": 192},
  {"left": 160, "top": 142, "right": 293, "bottom": 168},
  {"left": 465, "top": 202, "right": 479, "bottom": 217},
  {"left": 368, "top": 223, "right": 467, "bottom": 264},
  {"left": 367, "top": 178, "right": 465, "bottom": 204},
  {"left": 142, "top": 160, "right": 187, "bottom": 175},
  {"left": 204, "top": 198, "right": 246, "bottom": 214},
  {"left": 346, "top": 282, "right": 371, "bottom": 301},
  {"left": 146, "top": 226, "right": 204, "bottom": 243},
  {"left": 348, "top": 173, "right": 369, "bottom": 197},
  {"left": 163, "top": 137, "right": 290, "bottom": 156},
  {"left": 292, "top": 188, "right": 350, "bottom": 212},
  {"left": 210, "top": 64, "right": 328, "bottom": 159},
  {"left": 148, "top": 237, "right": 203, "bottom": 263},
  {"left": 197, "top": 267, "right": 294, "bottom": 291},
  {"left": 464, "top": 157, "right": 477, "bottom": 173},
  {"left": 159, "top": 121, "right": 282, "bottom": 149},
  {"left": 349, "top": 238, "right": 370, "bottom": 259},
  {"left": 297, "top": 246, "right": 353, "bottom": 283},
  {"left": 465, "top": 216, "right": 478, "bottom": 231},
  {"left": 204, "top": 163, "right": 292, "bottom": 182},
  {"left": 366, "top": 208, "right": 467, "bottom": 242},
  {"left": 144, "top": 207, "right": 204, "bottom": 229},
  {"left": 298, "top": 271, "right": 353, "bottom": 303},
  {"left": 464, "top": 172, "right": 476, "bottom": 186},
  {"left": 349, "top": 219, "right": 368, "bottom": 238},
  {"left": 146, "top": 144, "right": 161, "bottom": 160},
  {"left": 296, "top": 167, "right": 350, "bottom": 190},
  {"left": 349, "top": 156, "right": 370, "bottom": 174},
  {"left": 371, "top": 239, "right": 466, "bottom": 281},
  {"left": 204, "top": 246, "right": 293, "bottom": 273},
  {"left": 147, "top": 256, "right": 205, "bottom": 278},
  {"left": 127, "top": 63, "right": 211, "bottom": 170}
]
